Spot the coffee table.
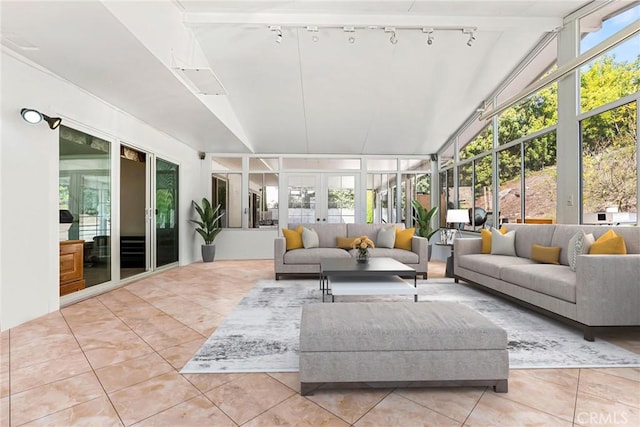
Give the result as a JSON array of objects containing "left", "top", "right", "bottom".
[{"left": 320, "top": 257, "right": 418, "bottom": 302}]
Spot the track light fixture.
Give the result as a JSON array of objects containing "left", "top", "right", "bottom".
[
  {"left": 422, "top": 28, "right": 434, "bottom": 45},
  {"left": 266, "top": 25, "right": 478, "bottom": 47},
  {"left": 463, "top": 28, "right": 476, "bottom": 46},
  {"left": 384, "top": 27, "right": 398, "bottom": 45},
  {"left": 269, "top": 25, "right": 283, "bottom": 43},
  {"left": 307, "top": 26, "right": 319, "bottom": 42},
  {"left": 343, "top": 26, "right": 356, "bottom": 44},
  {"left": 20, "top": 108, "right": 61, "bottom": 130}
]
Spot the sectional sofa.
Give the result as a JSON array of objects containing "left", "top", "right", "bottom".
[
  {"left": 453, "top": 223, "right": 640, "bottom": 340},
  {"left": 274, "top": 223, "right": 428, "bottom": 280}
]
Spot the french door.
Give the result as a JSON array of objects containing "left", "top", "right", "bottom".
[{"left": 285, "top": 173, "right": 357, "bottom": 225}]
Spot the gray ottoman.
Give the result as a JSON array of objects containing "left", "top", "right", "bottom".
[{"left": 299, "top": 301, "right": 508, "bottom": 395}]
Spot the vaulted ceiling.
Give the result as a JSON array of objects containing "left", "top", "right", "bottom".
[{"left": 1, "top": 1, "right": 594, "bottom": 155}]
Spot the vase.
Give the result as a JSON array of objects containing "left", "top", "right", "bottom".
[
  {"left": 202, "top": 244, "right": 216, "bottom": 263},
  {"left": 356, "top": 250, "right": 369, "bottom": 264}
]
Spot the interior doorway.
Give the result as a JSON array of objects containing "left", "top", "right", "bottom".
[{"left": 120, "top": 146, "right": 148, "bottom": 279}]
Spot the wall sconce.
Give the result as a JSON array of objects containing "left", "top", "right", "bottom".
[{"left": 20, "top": 108, "right": 62, "bottom": 129}]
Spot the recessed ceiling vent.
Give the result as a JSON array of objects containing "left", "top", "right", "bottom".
[{"left": 174, "top": 67, "right": 227, "bottom": 95}]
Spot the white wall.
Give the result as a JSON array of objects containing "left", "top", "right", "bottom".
[{"left": 0, "top": 50, "right": 207, "bottom": 330}]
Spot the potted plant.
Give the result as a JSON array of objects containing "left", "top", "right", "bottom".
[
  {"left": 190, "top": 198, "right": 224, "bottom": 262},
  {"left": 411, "top": 200, "right": 439, "bottom": 260}
]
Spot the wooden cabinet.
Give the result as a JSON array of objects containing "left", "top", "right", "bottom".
[{"left": 60, "top": 240, "right": 85, "bottom": 296}]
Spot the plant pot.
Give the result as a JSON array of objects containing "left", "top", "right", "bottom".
[{"left": 202, "top": 244, "right": 216, "bottom": 263}]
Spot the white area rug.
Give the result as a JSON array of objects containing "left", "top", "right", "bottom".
[{"left": 181, "top": 279, "right": 640, "bottom": 373}]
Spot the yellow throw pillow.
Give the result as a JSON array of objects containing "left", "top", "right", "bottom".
[
  {"left": 481, "top": 227, "right": 507, "bottom": 254},
  {"left": 589, "top": 229, "right": 627, "bottom": 255},
  {"left": 336, "top": 236, "right": 357, "bottom": 249},
  {"left": 394, "top": 227, "right": 415, "bottom": 250},
  {"left": 282, "top": 225, "right": 303, "bottom": 251},
  {"left": 530, "top": 243, "right": 561, "bottom": 264}
]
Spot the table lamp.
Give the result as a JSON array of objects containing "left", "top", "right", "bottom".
[{"left": 446, "top": 209, "right": 470, "bottom": 242}]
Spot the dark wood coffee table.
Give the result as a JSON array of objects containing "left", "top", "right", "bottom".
[{"left": 320, "top": 257, "right": 418, "bottom": 302}]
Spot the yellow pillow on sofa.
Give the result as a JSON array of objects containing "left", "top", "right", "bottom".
[
  {"left": 589, "top": 229, "right": 627, "bottom": 254},
  {"left": 282, "top": 225, "right": 303, "bottom": 250},
  {"left": 531, "top": 243, "right": 561, "bottom": 264},
  {"left": 481, "top": 227, "right": 507, "bottom": 254},
  {"left": 394, "top": 227, "right": 415, "bottom": 250},
  {"left": 336, "top": 236, "right": 357, "bottom": 249}
]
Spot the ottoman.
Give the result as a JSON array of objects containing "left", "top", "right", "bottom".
[{"left": 299, "top": 301, "right": 508, "bottom": 395}]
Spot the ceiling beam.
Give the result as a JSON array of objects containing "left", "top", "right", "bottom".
[{"left": 183, "top": 13, "right": 563, "bottom": 32}]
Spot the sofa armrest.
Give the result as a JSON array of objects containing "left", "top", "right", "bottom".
[
  {"left": 576, "top": 254, "right": 640, "bottom": 326},
  {"left": 454, "top": 237, "right": 482, "bottom": 257},
  {"left": 411, "top": 235, "right": 428, "bottom": 259},
  {"left": 274, "top": 237, "right": 286, "bottom": 277}
]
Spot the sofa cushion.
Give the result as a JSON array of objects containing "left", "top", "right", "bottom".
[
  {"left": 481, "top": 227, "right": 507, "bottom": 254},
  {"left": 457, "top": 254, "right": 536, "bottom": 279},
  {"left": 503, "top": 224, "right": 555, "bottom": 259},
  {"left": 377, "top": 226, "right": 396, "bottom": 248},
  {"left": 530, "top": 243, "right": 561, "bottom": 265},
  {"left": 336, "top": 236, "right": 357, "bottom": 249},
  {"left": 491, "top": 229, "right": 516, "bottom": 256},
  {"left": 347, "top": 223, "right": 405, "bottom": 246},
  {"left": 395, "top": 227, "right": 415, "bottom": 250},
  {"left": 567, "top": 230, "right": 595, "bottom": 271},
  {"left": 500, "top": 264, "right": 576, "bottom": 303},
  {"left": 297, "top": 224, "right": 347, "bottom": 248},
  {"left": 362, "top": 248, "right": 420, "bottom": 264},
  {"left": 284, "top": 247, "right": 351, "bottom": 264},
  {"left": 590, "top": 229, "right": 627, "bottom": 254},
  {"left": 302, "top": 227, "right": 319, "bottom": 248},
  {"left": 282, "top": 226, "right": 303, "bottom": 250}
]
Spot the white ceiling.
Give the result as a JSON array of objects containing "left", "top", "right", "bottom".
[{"left": 1, "top": 1, "right": 594, "bottom": 155}]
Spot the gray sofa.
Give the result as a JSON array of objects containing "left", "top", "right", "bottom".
[
  {"left": 274, "top": 223, "right": 428, "bottom": 280},
  {"left": 454, "top": 224, "right": 640, "bottom": 340}
]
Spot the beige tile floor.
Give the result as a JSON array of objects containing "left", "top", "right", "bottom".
[{"left": 1, "top": 260, "right": 638, "bottom": 426}]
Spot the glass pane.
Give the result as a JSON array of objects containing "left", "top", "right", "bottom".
[
  {"left": 212, "top": 157, "right": 242, "bottom": 170},
  {"left": 581, "top": 101, "right": 637, "bottom": 224},
  {"left": 498, "top": 81, "right": 557, "bottom": 144},
  {"left": 287, "top": 175, "right": 316, "bottom": 224},
  {"left": 327, "top": 175, "right": 355, "bottom": 224},
  {"left": 367, "top": 173, "right": 394, "bottom": 224},
  {"left": 524, "top": 131, "right": 557, "bottom": 223},
  {"left": 59, "top": 125, "right": 111, "bottom": 289},
  {"left": 212, "top": 173, "right": 242, "bottom": 228},
  {"left": 457, "top": 162, "right": 473, "bottom": 211},
  {"left": 249, "top": 173, "right": 279, "bottom": 228},
  {"left": 580, "top": 4, "right": 640, "bottom": 54},
  {"left": 473, "top": 155, "right": 493, "bottom": 229},
  {"left": 400, "top": 158, "right": 431, "bottom": 171},
  {"left": 580, "top": 34, "right": 640, "bottom": 114},
  {"left": 460, "top": 125, "right": 493, "bottom": 160},
  {"left": 156, "top": 158, "right": 179, "bottom": 267},
  {"left": 404, "top": 173, "right": 431, "bottom": 229},
  {"left": 367, "top": 159, "right": 397, "bottom": 171},
  {"left": 120, "top": 146, "right": 147, "bottom": 279},
  {"left": 249, "top": 157, "right": 278, "bottom": 171},
  {"left": 498, "top": 145, "right": 522, "bottom": 224}
]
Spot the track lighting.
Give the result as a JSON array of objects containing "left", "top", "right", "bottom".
[
  {"left": 422, "top": 28, "right": 434, "bottom": 45},
  {"left": 463, "top": 28, "right": 476, "bottom": 46},
  {"left": 269, "top": 25, "right": 283, "bottom": 43},
  {"left": 385, "top": 27, "right": 398, "bottom": 45},
  {"left": 20, "top": 108, "right": 61, "bottom": 130},
  {"left": 307, "top": 26, "right": 319, "bottom": 42},
  {"left": 344, "top": 26, "right": 356, "bottom": 44}
]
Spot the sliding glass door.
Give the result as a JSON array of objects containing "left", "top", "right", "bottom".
[{"left": 155, "top": 158, "right": 179, "bottom": 267}]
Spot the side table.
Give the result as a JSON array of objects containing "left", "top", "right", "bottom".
[{"left": 435, "top": 242, "right": 454, "bottom": 278}]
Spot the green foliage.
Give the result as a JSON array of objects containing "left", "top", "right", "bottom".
[
  {"left": 411, "top": 200, "right": 439, "bottom": 240},
  {"left": 190, "top": 198, "right": 224, "bottom": 245}
]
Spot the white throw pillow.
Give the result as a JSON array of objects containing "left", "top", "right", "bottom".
[
  {"left": 491, "top": 228, "right": 517, "bottom": 256},
  {"left": 302, "top": 227, "right": 319, "bottom": 248},
  {"left": 567, "top": 230, "right": 595, "bottom": 272},
  {"left": 376, "top": 226, "right": 396, "bottom": 248}
]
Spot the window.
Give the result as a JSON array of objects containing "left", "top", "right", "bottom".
[
  {"left": 460, "top": 125, "right": 493, "bottom": 160},
  {"left": 498, "top": 82, "right": 557, "bottom": 145},
  {"left": 248, "top": 173, "right": 279, "bottom": 228},
  {"left": 524, "top": 131, "right": 557, "bottom": 222},
  {"left": 498, "top": 145, "right": 522, "bottom": 224},
  {"left": 581, "top": 101, "right": 637, "bottom": 223},
  {"left": 474, "top": 154, "right": 494, "bottom": 228}
]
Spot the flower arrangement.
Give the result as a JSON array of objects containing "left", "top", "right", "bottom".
[{"left": 352, "top": 236, "right": 375, "bottom": 255}]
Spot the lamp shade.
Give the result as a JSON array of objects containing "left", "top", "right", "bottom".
[{"left": 446, "top": 209, "right": 470, "bottom": 224}]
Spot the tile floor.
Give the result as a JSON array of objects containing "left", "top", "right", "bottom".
[{"left": 1, "top": 260, "right": 638, "bottom": 426}]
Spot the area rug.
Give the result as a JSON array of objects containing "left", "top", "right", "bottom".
[{"left": 181, "top": 279, "right": 640, "bottom": 373}]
